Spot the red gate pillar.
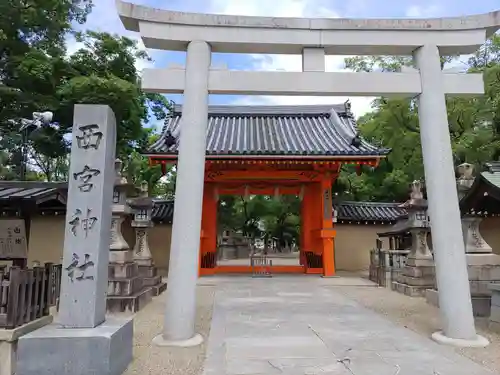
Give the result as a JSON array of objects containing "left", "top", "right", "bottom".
[
  {"left": 199, "top": 183, "right": 218, "bottom": 275},
  {"left": 320, "top": 174, "right": 336, "bottom": 277}
]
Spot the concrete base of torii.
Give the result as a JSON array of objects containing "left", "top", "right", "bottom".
[{"left": 431, "top": 331, "right": 489, "bottom": 348}]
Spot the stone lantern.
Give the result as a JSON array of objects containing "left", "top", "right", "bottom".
[
  {"left": 128, "top": 181, "right": 154, "bottom": 266},
  {"left": 109, "top": 159, "right": 135, "bottom": 262},
  {"left": 107, "top": 159, "right": 152, "bottom": 313},
  {"left": 127, "top": 181, "right": 166, "bottom": 296},
  {"left": 404, "top": 180, "right": 433, "bottom": 266},
  {"left": 390, "top": 180, "right": 435, "bottom": 297}
]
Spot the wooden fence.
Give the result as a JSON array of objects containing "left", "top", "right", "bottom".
[{"left": 0, "top": 263, "right": 62, "bottom": 329}]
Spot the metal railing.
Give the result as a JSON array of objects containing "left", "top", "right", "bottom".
[{"left": 250, "top": 254, "right": 273, "bottom": 278}]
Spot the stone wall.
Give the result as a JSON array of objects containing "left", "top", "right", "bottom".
[
  {"left": 23, "top": 215, "right": 500, "bottom": 274},
  {"left": 334, "top": 224, "right": 391, "bottom": 271},
  {"left": 26, "top": 215, "right": 172, "bottom": 275}
]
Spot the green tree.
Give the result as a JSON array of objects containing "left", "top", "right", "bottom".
[
  {"left": 261, "top": 195, "right": 300, "bottom": 251},
  {"left": 1, "top": 28, "right": 173, "bottom": 182},
  {"left": 338, "top": 37, "right": 500, "bottom": 202},
  {"left": 0, "top": 0, "right": 93, "bottom": 179}
]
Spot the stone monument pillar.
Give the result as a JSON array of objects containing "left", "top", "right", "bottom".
[
  {"left": 107, "top": 161, "right": 152, "bottom": 313},
  {"left": 16, "top": 105, "right": 133, "bottom": 375},
  {"left": 392, "top": 181, "right": 435, "bottom": 296},
  {"left": 128, "top": 181, "right": 166, "bottom": 296},
  {"left": 414, "top": 45, "right": 486, "bottom": 346}
]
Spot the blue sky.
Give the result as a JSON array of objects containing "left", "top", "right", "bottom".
[{"left": 69, "top": 0, "right": 499, "bottom": 125}]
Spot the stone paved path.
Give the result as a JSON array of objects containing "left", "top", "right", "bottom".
[{"left": 201, "top": 276, "right": 498, "bottom": 375}]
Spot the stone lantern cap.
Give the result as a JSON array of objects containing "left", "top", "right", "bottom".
[
  {"left": 399, "top": 180, "right": 428, "bottom": 211},
  {"left": 127, "top": 181, "right": 153, "bottom": 210},
  {"left": 127, "top": 197, "right": 154, "bottom": 210}
]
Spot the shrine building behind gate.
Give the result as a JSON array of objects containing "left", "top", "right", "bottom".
[{"left": 146, "top": 103, "right": 389, "bottom": 276}]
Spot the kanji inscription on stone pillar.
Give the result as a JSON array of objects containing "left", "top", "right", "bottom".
[{"left": 57, "top": 105, "right": 117, "bottom": 329}]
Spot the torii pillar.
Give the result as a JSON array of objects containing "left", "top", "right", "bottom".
[
  {"left": 414, "top": 44, "right": 488, "bottom": 347},
  {"left": 153, "top": 40, "right": 211, "bottom": 347}
]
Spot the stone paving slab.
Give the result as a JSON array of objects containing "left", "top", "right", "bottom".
[{"left": 202, "top": 276, "right": 499, "bottom": 375}]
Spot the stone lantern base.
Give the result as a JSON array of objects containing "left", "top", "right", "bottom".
[
  {"left": 136, "top": 259, "right": 167, "bottom": 296},
  {"left": 106, "top": 251, "right": 154, "bottom": 313},
  {"left": 392, "top": 257, "right": 436, "bottom": 297}
]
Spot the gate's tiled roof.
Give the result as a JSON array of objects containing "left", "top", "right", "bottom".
[
  {"left": 147, "top": 104, "right": 390, "bottom": 157},
  {"left": 336, "top": 201, "right": 407, "bottom": 223}
]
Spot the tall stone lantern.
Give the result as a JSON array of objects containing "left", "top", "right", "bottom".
[
  {"left": 107, "top": 159, "right": 151, "bottom": 313},
  {"left": 129, "top": 181, "right": 153, "bottom": 265},
  {"left": 109, "top": 159, "right": 134, "bottom": 262},
  {"left": 404, "top": 180, "right": 433, "bottom": 267},
  {"left": 391, "top": 180, "right": 435, "bottom": 297},
  {"left": 127, "top": 181, "right": 166, "bottom": 296}
]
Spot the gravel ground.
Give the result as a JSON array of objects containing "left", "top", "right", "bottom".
[
  {"left": 336, "top": 286, "right": 500, "bottom": 373},
  {"left": 123, "top": 285, "right": 215, "bottom": 375}
]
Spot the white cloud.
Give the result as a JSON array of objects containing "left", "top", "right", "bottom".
[
  {"left": 209, "top": 0, "right": 376, "bottom": 118},
  {"left": 66, "top": 0, "right": 154, "bottom": 72}
]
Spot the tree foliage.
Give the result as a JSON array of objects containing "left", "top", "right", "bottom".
[
  {"left": 335, "top": 34, "right": 500, "bottom": 202},
  {"left": 0, "top": 0, "right": 173, "bottom": 185},
  {"left": 218, "top": 195, "right": 300, "bottom": 249}
]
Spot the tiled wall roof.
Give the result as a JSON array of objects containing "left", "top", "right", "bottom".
[
  {"left": 151, "top": 200, "right": 174, "bottom": 223},
  {"left": 336, "top": 201, "right": 407, "bottom": 223}
]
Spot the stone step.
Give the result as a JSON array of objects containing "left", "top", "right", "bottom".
[
  {"left": 138, "top": 265, "right": 157, "bottom": 278},
  {"left": 106, "top": 287, "right": 153, "bottom": 313},
  {"left": 391, "top": 281, "right": 427, "bottom": 297},
  {"left": 108, "top": 262, "right": 137, "bottom": 279},
  {"left": 398, "top": 274, "right": 435, "bottom": 287},
  {"left": 142, "top": 275, "right": 162, "bottom": 287},
  {"left": 403, "top": 265, "right": 435, "bottom": 278},
  {"left": 151, "top": 282, "right": 167, "bottom": 296},
  {"left": 107, "top": 276, "right": 142, "bottom": 296}
]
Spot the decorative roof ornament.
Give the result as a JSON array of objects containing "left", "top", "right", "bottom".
[
  {"left": 344, "top": 100, "right": 353, "bottom": 117},
  {"left": 164, "top": 130, "right": 177, "bottom": 149},
  {"left": 351, "top": 132, "right": 362, "bottom": 147}
]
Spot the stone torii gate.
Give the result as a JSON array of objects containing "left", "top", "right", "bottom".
[{"left": 116, "top": 1, "right": 500, "bottom": 348}]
